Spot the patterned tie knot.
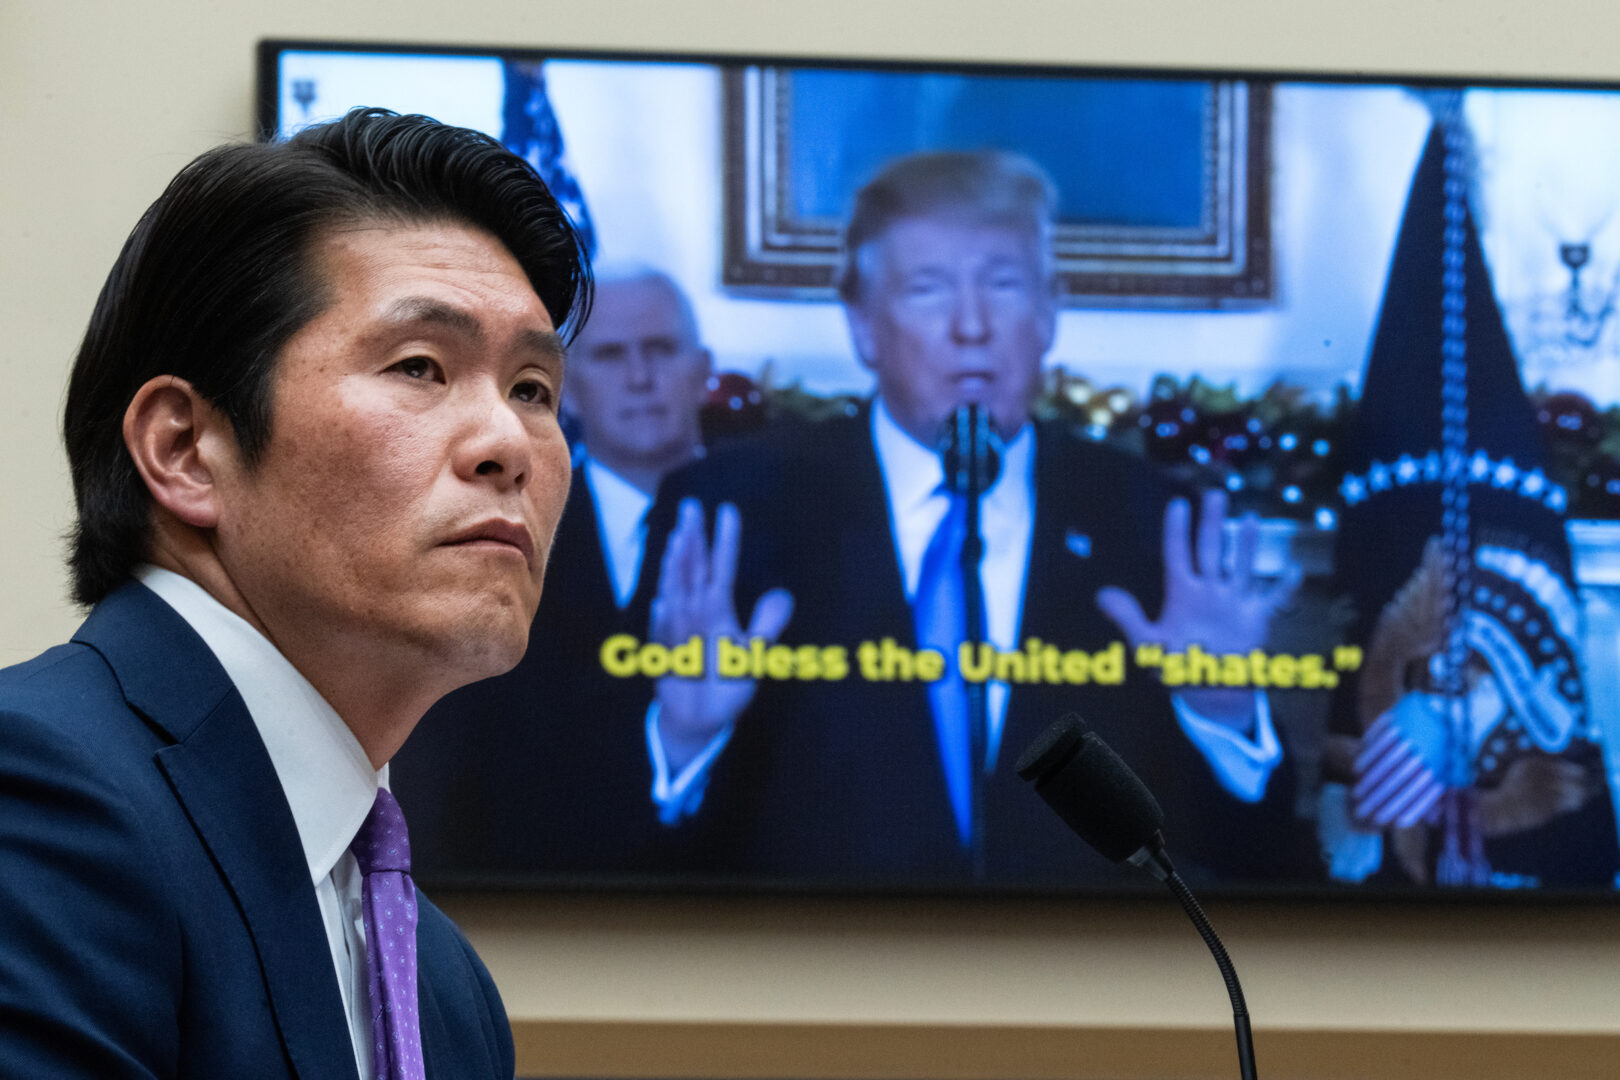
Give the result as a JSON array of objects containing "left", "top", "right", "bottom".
[{"left": 351, "top": 788, "right": 412, "bottom": 876}]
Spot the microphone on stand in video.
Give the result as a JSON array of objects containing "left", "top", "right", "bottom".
[
  {"left": 933, "top": 403, "right": 1002, "bottom": 878},
  {"left": 1016, "top": 713, "right": 1259, "bottom": 1080}
]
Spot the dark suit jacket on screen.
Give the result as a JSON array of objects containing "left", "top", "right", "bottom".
[
  {"left": 639, "top": 409, "right": 1303, "bottom": 887},
  {"left": 0, "top": 582, "right": 514, "bottom": 1079},
  {"left": 391, "top": 466, "right": 658, "bottom": 880}
]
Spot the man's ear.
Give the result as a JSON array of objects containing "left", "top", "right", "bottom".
[
  {"left": 122, "top": 376, "right": 237, "bottom": 530},
  {"left": 844, "top": 304, "right": 880, "bottom": 375},
  {"left": 1038, "top": 277, "right": 1059, "bottom": 355},
  {"left": 1037, "top": 298, "right": 1058, "bottom": 357}
]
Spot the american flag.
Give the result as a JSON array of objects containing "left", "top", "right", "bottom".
[
  {"left": 502, "top": 61, "right": 597, "bottom": 259},
  {"left": 1353, "top": 706, "right": 1446, "bottom": 828}
]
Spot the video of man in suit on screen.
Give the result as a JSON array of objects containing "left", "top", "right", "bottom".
[{"left": 270, "top": 47, "right": 1620, "bottom": 894}]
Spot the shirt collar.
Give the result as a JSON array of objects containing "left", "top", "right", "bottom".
[
  {"left": 582, "top": 456, "right": 656, "bottom": 608},
  {"left": 582, "top": 455, "right": 654, "bottom": 522},
  {"left": 135, "top": 565, "right": 382, "bottom": 884},
  {"left": 870, "top": 396, "right": 1036, "bottom": 509},
  {"left": 871, "top": 397, "right": 945, "bottom": 515}
]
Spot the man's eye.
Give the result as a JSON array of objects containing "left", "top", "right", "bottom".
[
  {"left": 511, "top": 380, "right": 553, "bottom": 406},
  {"left": 902, "top": 278, "right": 950, "bottom": 302},
  {"left": 391, "top": 356, "right": 441, "bottom": 381}
]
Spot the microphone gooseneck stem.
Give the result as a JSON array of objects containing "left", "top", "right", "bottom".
[
  {"left": 961, "top": 406, "right": 989, "bottom": 880},
  {"left": 1162, "top": 866, "right": 1257, "bottom": 1080},
  {"left": 965, "top": 668, "right": 987, "bottom": 879},
  {"left": 1017, "top": 716, "right": 1255, "bottom": 1080}
]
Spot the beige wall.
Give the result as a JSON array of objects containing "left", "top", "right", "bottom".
[{"left": 6, "top": 0, "right": 1620, "bottom": 1059}]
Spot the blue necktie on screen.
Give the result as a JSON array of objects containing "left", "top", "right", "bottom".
[{"left": 913, "top": 491, "right": 985, "bottom": 846}]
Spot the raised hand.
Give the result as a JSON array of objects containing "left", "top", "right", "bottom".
[
  {"left": 649, "top": 498, "right": 793, "bottom": 773},
  {"left": 1096, "top": 489, "right": 1299, "bottom": 728}
]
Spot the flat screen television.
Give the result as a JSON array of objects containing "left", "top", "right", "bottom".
[{"left": 261, "top": 40, "right": 1620, "bottom": 898}]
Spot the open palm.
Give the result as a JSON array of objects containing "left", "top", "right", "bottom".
[{"left": 649, "top": 498, "right": 793, "bottom": 773}]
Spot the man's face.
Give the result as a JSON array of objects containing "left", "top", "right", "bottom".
[
  {"left": 846, "top": 214, "right": 1055, "bottom": 444},
  {"left": 564, "top": 274, "right": 711, "bottom": 478},
  {"left": 211, "top": 221, "right": 571, "bottom": 685}
]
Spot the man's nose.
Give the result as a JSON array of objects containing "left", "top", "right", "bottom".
[
  {"left": 951, "top": 284, "right": 991, "bottom": 344},
  {"left": 459, "top": 388, "right": 532, "bottom": 490},
  {"left": 624, "top": 347, "right": 657, "bottom": 389}
]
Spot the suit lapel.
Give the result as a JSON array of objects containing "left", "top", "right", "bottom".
[
  {"left": 560, "top": 464, "right": 620, "bottom": 616},
  {"left": 416, "top": 955, "right": 454, "bottom": 1080},
  {"left": 829, "top": 414, "right": 913, "bottom": 638},
  {"left": 1008, "top": 430, "right": 1143, "bottom": 754},
  {"left": 828, "top": 414, "right": 960, "bottom": 846},
  {"left": 1022, "top": 427, "right": 1169, "bottom": 650},
  {"left": 76, "top": 584, "right": 359, "bottom": 1080}
]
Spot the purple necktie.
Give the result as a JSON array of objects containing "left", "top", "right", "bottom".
[{"left": 351, "top": 788, "right": 425, "bottom": 1080}]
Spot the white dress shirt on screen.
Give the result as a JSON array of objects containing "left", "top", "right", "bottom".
[{"left": 582, "top": 456, "right": 653, "bottom": 610}]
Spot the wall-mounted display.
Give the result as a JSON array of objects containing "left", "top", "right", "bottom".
[{"left": 263, "top": 40, "right": 1620, "bottom": 897}]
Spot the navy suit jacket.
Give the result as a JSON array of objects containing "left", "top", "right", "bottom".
[
  {"left": 0, "top": 582, "right": 514, "bottom": 1079},
  {"left": 639, "top": 411, "right": 1304, "bottom": 887}
]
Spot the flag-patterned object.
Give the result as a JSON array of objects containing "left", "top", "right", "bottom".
[
  {"left": 503, "top": 60, "right": 597, "bottom": 258},
  {"left": 1354, "top": 697, "right": 1446, "bottom": 829}
]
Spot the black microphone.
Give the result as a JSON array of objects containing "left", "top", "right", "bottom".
[
  {"left": 933, "top": 404, "right": 1003, "bottom": 878},
  {"left": 1015, "top": 710, "right": 1168, "bottom": 869},
  {"left": 936, "top": 403, "right": 1002, "bottom": 496},
  {"left": 1016, "top": 713, "right": 1258, "bottom": 1080}
]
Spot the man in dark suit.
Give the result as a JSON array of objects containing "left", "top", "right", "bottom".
[
  {"left": 640, "top": 151, "right": 1302, "bottom": 885},
  {"left": 394, "top": 266, "right": 712, "bottom": 877},
  {"left": 0, "top": 109, "right": 590, "bottom": 1077}
]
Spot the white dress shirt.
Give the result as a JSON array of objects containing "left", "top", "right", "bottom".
[
  {"left": 582, "top": 457, "right": 654, "bottom": 609},
  {"left": 650, "top": 399, "right": 1280, "bottom": 817},
  {"left": 137, "top": 565, "right": 380, "bottom": 1080}
]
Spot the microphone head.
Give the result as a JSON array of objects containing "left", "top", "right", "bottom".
[
  {"left": 1015, "top": 713, "right": 1166, "bottom": 864},
  {"left": 936, "top": 404, "right": 1003, "bottom": 493}
]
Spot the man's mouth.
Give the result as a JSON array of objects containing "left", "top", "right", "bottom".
[
  {"left": 444, "top": 519, "right": 536, "bottom": 569},
  {"left": 954, "top": 373, "right": 995, "bottom": 401}
]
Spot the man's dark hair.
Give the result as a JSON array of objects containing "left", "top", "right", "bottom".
[{"left": 63, "top": 107, "right": 592, "bottom": 607}]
